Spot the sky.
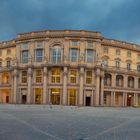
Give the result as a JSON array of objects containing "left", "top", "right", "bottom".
[{"left": 0, "top": 0, "right": 140, "bottom": 44}]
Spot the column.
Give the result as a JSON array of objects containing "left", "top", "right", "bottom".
[
  {"left": 124, "top": 92, "right": 127, "bottom": 106},
  {"left": 100, "top": 71, "right": 104, "bottom": 106},
  {"left": 111, "top": 91, "right": 114, "bottom": 106},
  {"left": 124, "top": 75, "right": 128, "bottom": 88},
  {"left": 0, "top": 89, "right": 2, "bottom": 103},
  {"left": 95, "top": 68, "right": 100, "bottom": 106},
  {"left": 135, "top": 93, "right": 138, "bottom": 104},
  {"left": 27, "top": 67, "right": 32, "bottom": 104},
  {"left": 113, "top": 92, "right": 116, "bottom": 106},
  {"left": 62, "top": 67, "right": 68, "bottom": 105},
  {"left": 134, "top": 77, "right": 138, "bottom": 89},
  {"left": 43, "top": 67, "right": 47, "bottom": 104},
  {"left": 122, "top": 92, "right": 126, "bottom": 107},
  {"left": 13, "top": 69, "right": 18, "bottom": 104},
  {"left": 79, "top": 67, "right": 84, "bottom": 106}
]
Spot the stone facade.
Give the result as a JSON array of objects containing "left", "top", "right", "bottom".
[{"left": 0, "top": 30, "right": 140, "bottom": 107}]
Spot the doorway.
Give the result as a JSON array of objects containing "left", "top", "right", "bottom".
[
  {"left": 127, "top": 94, "right": 132, "bottom": 106},
  {"left": 22, "top": 95, "right": 26, "bottom": 104},
  {"left": 86, "top": 97, "right": 91, "bottom": 106},
  {"left": 6, "top": 96, "right": 9, "bottom": 103},
  {"left": 51, "top": 88, "right": 60, "bottom": 105}
]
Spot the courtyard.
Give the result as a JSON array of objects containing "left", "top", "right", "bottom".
[{"left": 0, "top": 105, "right": 140, "bottom": 140}]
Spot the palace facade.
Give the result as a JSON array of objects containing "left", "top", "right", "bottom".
[{"left": 0, "top": 30, "right": 140, "bottom": 107}]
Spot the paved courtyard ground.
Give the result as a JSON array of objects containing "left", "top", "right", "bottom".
[{"left": 0, "top": 105, "right": 140, "bottom": 140}]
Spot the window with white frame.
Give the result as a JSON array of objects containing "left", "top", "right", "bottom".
[
  {"left": 115, "top": 61, "right": 120, "bottom": 69},
  {"left": 52, "top": 46, "right": 62, "bottom": 64},
  {"left": 36, "top": 49, "right": 43, "bottom": 62},
  {"left": 51, "top": 68, "right": 61, "bottom": 83},
  {"left": 22, "top": 50, "right": 28, "bottom": 63},
  {"left": 87, "top": 41, "right": 93, "bottom": 49},
  {"left": 36, "top": 69, "right": 42, "bottom": 83},
  {"left": 70, "top": 48, "right": 78, "bottom": 62},
  {"left": 86, "top": 49, "right": 93, "bottom": 63}
]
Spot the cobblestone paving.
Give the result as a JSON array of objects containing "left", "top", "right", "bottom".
[{"left": 0, "top": 105, "right": 140, "bottom": 140}]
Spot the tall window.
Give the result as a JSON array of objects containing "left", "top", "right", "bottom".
[
  {"left": 103, "top": 59, "right": 108, "bottom": 67},
  {"left": 137, "top": 54, "right": 140, "bottom": 60},
  {"left": 36, "top": 69, "right": 42, "bottom": 83},
  {"left": 127, "top": 51, "right": 131, "bottom": 57},
  {"left": 115, "top": 61, "right": 120, "bottom": 69},
  {"left": 137, "top": 65, "right": 140, "bottom": 72},
  {"left": 70, "top": 70, "right": 77, "bottom": 83},
  {"left": 22, "top": 71, "right": 27, "bottom": 83},
  {"left": 127, "top": 63, "right": 131, "bottom": 70},
  {"left": 51, "top": 68, "right": 60, "bottom": 83},
  {"left": 86, "top": 71, "right": 92, "bottom": 84},
  {"left": 86, "top": 50, "right": 93, "bottom": 63},
  {"left": 116, "top": 49, "right": 120, "bottom": 55},
  {"left": 22, "top": 50, "right": 28, "bottom": 63},
  {"left": 6, "top": 61, "right": 10, "bottom": 67},
  {"left": 52, "top": 46, "right": 62, "bottom": 64},
  {"left": 104, "top": 47, "right": 108, "bottom": 54},
  {"left": 71, "top": 48, "right": 78, "bottom": 62},
  {"left": 36, "top": 49, "right": 43, "bottom": 62},
  {"left": 7, "top": 49, "right": 11, "bottom": 55},
  {"left": 0, "top": 61, "right": 2, "bottom": 67}
]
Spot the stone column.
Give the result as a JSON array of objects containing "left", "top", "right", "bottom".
[
  {"left": 43, "top": 67, "right": 47, "bottom": 104},
  {"left": 95, "top": 68, "right": 100, "bottom": 106},
  {"left": 13, "top": 68, "right": 18, "bottom": 104},
  {"left": 135, "top": 93, "right": 138, "bottom": 104},
  {"left": 124, "top": 75, "right": 128, "bottom": 88},
  {"left": 0, "top": 89, "right": 2, "bottom": 103},
  {"left": 79, "top": 67, "right": 84, "bottom": 106},
  {"left": 122, "top": 92, "right": 126, "bottom": 107},
  {"left": 63, "top": 67, "right": 68, "bottom": 105},
  {"left": 113, "top": 92, "right": 116, "bottom": 106},
  {"left": 27, "top": 67, "right": 32, "bottom": 104},
  {"left": 111, "top": 91, "right": 114, "bottom": 106},
  {"left": 100, "top": 71, "right": 104, "bottom": 106}
]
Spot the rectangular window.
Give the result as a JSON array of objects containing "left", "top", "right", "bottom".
[
  {"left": 116, "top": 49, "right": 120, "bottom": 55},
  {"left": 36, "top": 69, "right": 42, "bottom": 83},
  {"left": 88, "top": 42, "right": 93, "bottom": 49},
  {"left": 72, "top": 41, "right": 79, "bottom": 46},
  {"left": 22, "top": 71, "right": 27, "bottom": 83},
  {"left": 70, "top": 70, "right": 77, "bottom": 83},
  {"left": 103, "top": 59, "right": 108, "bottom": 67},
  {"left": 86, "top": 71, "right": 92, "bottom": 84},
  {"left": 86, "top": 50, "right": 93, "bottom": 63},
  {"left": 6, "top": 61, "right": 10, "bottom": 67},
  {"left": 127, "top": 51, "right": 131, "bottom": 57},
  {"left": 137, "top": 65, "right": 140, "bottom": 72},
  {"left": 36, "top": 49, "right": 43, "bottom": 62},
  {"left": 104, "top": 47, "right": 108, "bottom": 54},
  {"left": 7, "top": 49, "right": 11, "bottom": 55},
  {"left": 22, "top": 50, "right": 28, "bottom": 63},
  {"left": 0, "top": 62, "right": 2, "bottom": 67},
  {"left": 52, "top": 48, "right": 62, "bottom": 64},
  {"left": 127, "top": 63, "right": 131, "bottom": 70},
  {"left": 137, "top": 54, "right": 140, "bottom": 60},
  {"left": 51, "top": 68, "right": 60, "bottom": 83},
  {"left": 21, "top": 43, "right": 28, "bottom": 49},
  {"left": 71, "top": 48, "right": 78, "bottom": 62},
  {"left": 116, "top": 61, "right": 120, "bottom": 69}
]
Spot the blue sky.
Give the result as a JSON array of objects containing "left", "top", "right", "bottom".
[{"left": 0, "top": 0, "right": 140, "bottom": 44}]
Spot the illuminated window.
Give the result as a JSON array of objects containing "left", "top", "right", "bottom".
[
  {"left": 51, "top": 68, "right": 60, "bottom": 83},
  {"left": 22, "top": 50, "right": 28, "bottom": 63},
  {"left": 70, "top": 48, "right": 78, "bottom": 62},
  {"left": 86, "top": 71, "right": 92, "bottom": 84},
  {"left": 36, "top": 69, "right": 42, "bottom": 83},
  {"left": 36, "top": 49, "right": 43, "bottom": 62},
  {"left": 70, "top": 70, "right": 77, "bottom": 83},
  {"left": 86, "top": 50, "right": 93, "bottom": 63},
  {"left": 69, "top": 89, "right": 76, "bottom": 105},
  {"left": 22, "top": 71, "right": 27, "bottom": 83}
]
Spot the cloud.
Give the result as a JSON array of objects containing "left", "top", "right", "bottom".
[{"left": 0, "top": 0, "right": 140, "bottom": 44}]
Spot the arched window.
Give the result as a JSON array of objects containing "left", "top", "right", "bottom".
[
  {"left": 52, "top": 45, "right": 63, "bottom": 64},
  {"left": 128, "top": 76, "right": 134, "bottom": 88},
  {"left": 104, "top": 73, "right": 112, "bottom": 86}
]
